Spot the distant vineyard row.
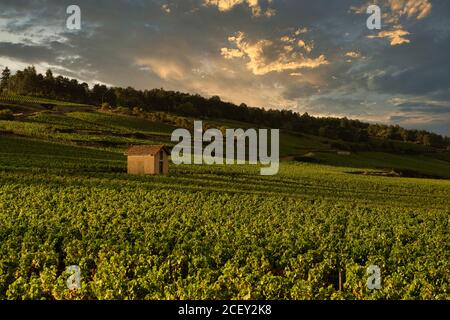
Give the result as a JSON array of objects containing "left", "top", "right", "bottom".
[{"left": 0, "top": 94, "right": 92, "bottom": 108}]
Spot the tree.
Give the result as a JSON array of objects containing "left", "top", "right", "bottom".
[
  {"left": 16, "top": 66, "right": 40, "bottom": 95},
  {"left": 91, "top": 84, "right": 110, "bottom": 105},
  {"left": 175, "top": 102, "right": 198, "bottom": 116},
  {"left": 45, "top": 69, "right": 54, "bottom": 81},
  {"left": 1, "top": 67, "right": 11, "bottom": 92},
  {"left": 210, "top": 95, "right": 221, "bottom": 103},
  {"left": 423, "top": 133, "right": 444, "bottom": 148},
  {"left": 42, "top": 69, "right": 54, "bottom": 97}
]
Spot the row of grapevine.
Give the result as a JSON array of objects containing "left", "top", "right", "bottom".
[{"left": 0, "top": 94, "right": 91, "bottom": 107}]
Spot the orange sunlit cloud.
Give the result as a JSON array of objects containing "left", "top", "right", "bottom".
[{"left": 221, "top": 31, "right": 329, "bottom": 76}]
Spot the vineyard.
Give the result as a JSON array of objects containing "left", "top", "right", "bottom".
[
  {"left": 0, "top": 94, "right": 92, "bottom": 108},
  {"left": 0, "top": 106, "right": 449, "bottom": 300}
]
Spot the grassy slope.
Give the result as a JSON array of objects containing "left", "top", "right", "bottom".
[
  {"left": 0, "top": 110, "right": 177, "bottom": 151},
  {"left": 0, "top": 93, "right": 92, "bottom": 108},
  {"left": 316, "top": 152, "right": 450, "bottom": 179}
]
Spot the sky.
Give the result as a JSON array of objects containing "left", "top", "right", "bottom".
[{"left": 0, "top": 0, "right": 449, "bottom": 136}]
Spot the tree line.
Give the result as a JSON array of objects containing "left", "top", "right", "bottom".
[{"left": 1, "top": 66, "right": 449, "bottom": 149}]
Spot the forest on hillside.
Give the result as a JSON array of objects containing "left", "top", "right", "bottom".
[{"left": 1, "top": 66, "right": 449, "bottom": 149}]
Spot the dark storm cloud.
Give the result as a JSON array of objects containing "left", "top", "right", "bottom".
[
  {"left": 364, "top": 23, "right": 450, "bottom": 99},
  {"left": 0, "top": 0, "right": 448, "bottom": 135},
  {"left": 356, "top": 1, "right": 450, "bottom": 98},
  {"left": 397, "top": 103, "right": 450, "bottom": 114},
  {"left": 0, "top": 42, "right": 57, "bottom": 62}
]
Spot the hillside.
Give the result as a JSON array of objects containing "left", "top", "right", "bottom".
[
  {"left": 2, "top": 66, "right": 450, "bottom": 151},
  {"left": 1, "top": 95, "right": 450, "bottom": 179}
]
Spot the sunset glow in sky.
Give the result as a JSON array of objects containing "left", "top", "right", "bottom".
[{"left": 1, "top": 0, "right": 449, "bottom": 135}]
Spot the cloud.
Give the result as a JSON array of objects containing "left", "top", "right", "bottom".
[
  {"left": 0, "top": 42, "right": 58, "bottom": 63},
  {"left": 368, "top": 28, "right": 411, "bottom": 46},
  {"left": 387, "top": 98, "right": 450, "bottom": 135},
  {"left": 388, "top": 0, "right": 432, "bottom": 21},
  {"left": 161, "top": 4, "right": 171, "bottom": 14},
  {"left": 390, "top": 97, "right": 450, "bottom": 114},
  {"left": 295, "top": 28, "right": 308, "bottom": 36},
  {"left": 203, "top": 0, "right": 275, "bottom": 17},
  {"left": 345, "top": 51, "right": 361, "bottom": 59},
  {"left": 298, "top": 40, "right": 314, "bottom": 53},
  {"left": 135, "top": 57, "right": 186, "bottom": 80},
  {"left": 352, "top": 0, "right": 432, "bottom": 23},
  {"left": 221, "top": 31, "right": 328, "bottom": 76},
  {"left": 352, "top": 0, "right": 432, "bottom": 46},
  {"left": 221, "top": 48, "right": 245, "bottom": 59}
]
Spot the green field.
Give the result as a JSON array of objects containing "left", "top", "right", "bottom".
[
  {"left": 0, "top": 103, "right": 449, "bottom": 300},
  {"left": 0, "top": 94, "right": 92, "bottom": 108},
  {"left": 0, "top": 110, "right": 177, "bottom": 151}
]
